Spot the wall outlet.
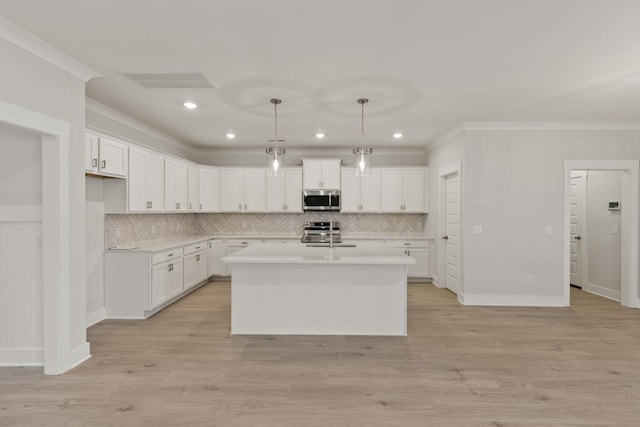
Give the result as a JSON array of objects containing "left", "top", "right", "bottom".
[
  {"left": 416, "top": 222, "right": 422, "bottom": 230},
  {"left": 526, "top": 275, "right": 534, "bottom": 285}
]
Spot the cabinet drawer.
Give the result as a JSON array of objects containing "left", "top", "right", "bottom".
[
  {"left": 392, "top": 240, "right": 429, "bottom": 249},
  {"left": 152, "top": 247, "right": 183, "bottom": 265},
  {"left": 184, "top": 241, "right": 207, "bottom": 255},
  {"left": 226, "top": 239, "right": 260, "bottom": 247}
]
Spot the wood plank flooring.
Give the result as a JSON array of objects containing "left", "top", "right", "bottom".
[{"left": 2, "top": 283, "right": 640, "bottom": 426}]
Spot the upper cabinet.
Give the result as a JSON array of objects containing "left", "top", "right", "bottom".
[
  {"left": 187, "top": 165, "right": 199, "bottom": 212},
  {"left": 266, "top": 167, "right": 303, "bottom": 212},
  {"left": 380, "top": 168, "right": 428, "bottom": 213},
  {"left": 128, "top": 147, "right": 164, "bottom": 212},
  {"left": 164, "top": 158, "right": 188, "bottom": 212},
  {"left": 85, "top": 132, "right": 128, "bottom": 178},
  {"left": 341, "top": 168, "right": 381, "bottom": 213},
  {"left": 219, "top": 168, "right": 266, "bottom": 212},
  {"left": 302, "top": 159, "right": 341, "bottom": 189},
  {"left": 198, "top": 167, "right": 219, "bottom": 212}
]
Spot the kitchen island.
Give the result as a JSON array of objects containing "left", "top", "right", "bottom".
[{"left": 223, "top": 243, "right": 415, "bottom": 336}]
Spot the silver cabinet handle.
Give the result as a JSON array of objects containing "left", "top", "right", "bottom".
[
  {"left": 199, "top": 204, "right": 202, "bottom": 210},
  {"left": 176, "top": 203, "right": 180, "bottom": 209},
  {"left": 239, "top": 204, "right": 242, "bottom": 210},
  {"left": 196, "top": 254, "right": 201, "bottom": 261},
  {"left": 92, "top": 158, "right": 98, "bottom": 167},
  {"left": 208, "top": 242, "right": 212, "bottom": 248},
  {"left": 168, "top": 263, "right": 173, "bottom": 272},
  {"left": 195, "top": 246, "right": 201, "bottom": 250},
  {"left": 283, "top": 204, "right": 287, "bottom": 211},
  {"left": 443, "top": 235, "right": 449, "bottom": 240},
  {"left": 189, "top": 203, "right": 192, "bottom": 210},
  {"left": 245, "top": 204, "right": 247, "bottom": 210},
  {"left": 146, "top": 201, "right": 151, "bottom": 209},
  {"left": 575, "top": 236, "right": 582, "bottom": 240},
  {"left": 168, "top": 253, "right": 174, "bottom": 257},
  {"left": 101, "top": 160, "right": 106, "bottom": 168}
]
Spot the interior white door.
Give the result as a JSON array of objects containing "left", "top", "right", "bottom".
[
  {"left": 569, "top": 170, "right": 586, "bottom": 287},
  {"left": 443, "top": 173, "right": 460, "bottom": 294}
]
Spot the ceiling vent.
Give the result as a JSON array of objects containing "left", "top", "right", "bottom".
[{"left": 119, "top": 70, "right": 216, "bottom": 89}]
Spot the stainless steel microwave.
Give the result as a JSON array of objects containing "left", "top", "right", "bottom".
[{"left": 303, "top": 190, "right": 340, "bottom": 211}]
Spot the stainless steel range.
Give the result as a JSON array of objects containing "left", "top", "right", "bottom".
[{"left": 301, "top": 221, "right": 342, "bottom": 244}]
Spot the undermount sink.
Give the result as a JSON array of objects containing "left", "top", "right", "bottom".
[{"left": 305, "top": 244, "right": 357, "bottom": 248}]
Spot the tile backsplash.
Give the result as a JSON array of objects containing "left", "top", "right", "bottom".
[{"left": 105, "top": 212, "right": 427, "bottom": 248}]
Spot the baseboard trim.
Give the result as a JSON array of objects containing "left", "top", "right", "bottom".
[
  {"left": 86, "top": 307, "right": 106, "bottom": 327},
  {"left": 583, "top": 282, "right": 621, "bottom": 302},
  {"left": 0, "top": 347, "right": 44, "bottom": 366},
  {"left": 458, "top": 294, "right": 567, "bottom": 307},
  {"left": 67, "top": 343, "right": 91, "bottom": 372}
]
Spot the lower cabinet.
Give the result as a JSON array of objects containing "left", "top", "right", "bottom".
[
  {"left": 105, "top": 239, "right": 210, "bottom": 319},
  {"left": 389, "top": 240, "right": 431, "bottom": 279}
]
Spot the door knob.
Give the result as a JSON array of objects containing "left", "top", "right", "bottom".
[
  {"left": 443, "top": 235, "right": 449, "bottom": 240},
  {"left": 574, "top": 235, "right": 581, "bottom": 240}
]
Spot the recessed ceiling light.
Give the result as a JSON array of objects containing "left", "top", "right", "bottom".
[
  {"left": 226, "top": 133, "right": 236, "bottom": 140},
  {"left": 393, "top": 132, "right": 403, "bottom": 139},
  {"left": 315, "top": 132, "right": 325, "bottom": 139},
  {"left": 183, "top": 101, "right": 198, "bottom": 110}
]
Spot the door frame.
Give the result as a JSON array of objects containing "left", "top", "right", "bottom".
[
  {"left": 0, "top": 99, "right": 73, "bottom": 374},
  {"left": 438, "top": 161, "right": 463, "bottom": 296},
  {"left": 564, "top": 160, "right": 639, "bottom": 308}
]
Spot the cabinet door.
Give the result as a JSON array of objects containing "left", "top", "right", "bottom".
[
  {"left": 183, "top": 250, "right": 208, "bottom": 291},
  {"left": 407, "top": 248, "right": 429, "bottom": 278},
  {"left": 127, "top": 147, "right": 148, "bottom": 212},
  {"left": 208, "top": 239, "right": 226, "bottom": 275},
  {"left": 98, "top": 137, "right": 128, "bottom": 177},
  {"left": 380, "top": 169, "right": 404, "bottom": 212},
  {"left": 151, "top": 258, "right": 184, "bottom": 308},
  {"left": 146, "top": 152, "right": 165, "bottom": 212},
  {"left": 164, "top": 159, "right": 187, "bottom": 212},
  {"left": 340, "top": 168, "right": 360, "bottom": 212},
  {"left": 284, "top": 168, "right": 302, "bottom": 212},
  {"left": 402, "top": 169, "right": 425, "bottom": 212},
  {"left": 321, "top": 161, "right": 341, "bottom": 189},
  {"left": 198, "top": 167, "right": 219, "bottom": 212},
  {"left": 243, "top": 169, "right": 266, "bottom": 212},
  {"left": 360, "top": 169, "right": 381, "bottom": 212},
  {"left": 220, "top": 169, "right": 243, "bottom": 212},
  {"left": 187, "top": 165, "right": 198, "bottom": 212},
  {"left": 85, "top": 133, "right": 99, "bottom": 172},
  {"left": 302, "top": 160, "right": 323, "bottom": 189},
  {"left": 266, "top": 173, "right": 285, "bottom": 212}
]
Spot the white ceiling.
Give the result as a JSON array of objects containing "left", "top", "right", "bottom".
[{"left": 2, "top": 0, "right": 640, "bottom": 150}]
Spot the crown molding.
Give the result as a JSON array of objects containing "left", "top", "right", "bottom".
[
  {"left": 85, "top": 97, "right": 196, "bottom": 154},
  {"left": 0, "top": 16, "right": 100, "bottom": 82},
  {"left": 427, "top": 121, "right": 640, "bottom": 152}
]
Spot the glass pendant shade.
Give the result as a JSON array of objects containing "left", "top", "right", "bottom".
[
  {"left": 266, "top": 146, "right": 286, "bottom": 176},
  {"left": 353, "top": 146, "right": 373, "bottom": 176}
]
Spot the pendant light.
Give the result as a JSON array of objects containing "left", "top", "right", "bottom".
[
  {"left": 266, "top": 98, "right": 286, "bottom": 177},
  {"left": 353, "top": 98, "right": 373, "bottom": 176}
]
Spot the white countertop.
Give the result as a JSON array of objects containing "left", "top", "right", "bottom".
[{"left": 223, "top": 242, "right": 416, "bottom": 265}]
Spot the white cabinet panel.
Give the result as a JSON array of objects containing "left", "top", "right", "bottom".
[
  {"left": 302, "top": 159, "right": 341, "bottom": 189},
  {"left": 128, "top": 147, "right": 164, "bottom": 212},
  {"left": 340, "top": 169, "right": 360, "bottom": 212},
  {"left": 360, "top": 170, "right": 381, "bottom": 212},
  {"left": 402, "top": 169, "right": 425, "bottom": 213},
  {"left": 380, "top": 170, "right": 404, "bottom": 212},
  {"left": 380, "top": 168, "right": 427, "bottom": 213},
  {"left": 164, "top": 159, "right": 188, "bottom": 212},
  {"left": 151, "top": 258, "right": 184, "bottom": 308},
  {"left": 341, "top": 168, "right": 381, "bottom": 212},
  {"left": 187, "top": 165, "right": 198, "bottom": 212},
  {"left": 184, "top": 250, "right": 208, "bottom": 291},
  {"left": 267, "top": 168, "right": 302, "bottom": 212},
  {"left": 84, "top": 133, "right": 99, "bottom": 172},
  {"left": 220, "top": 168, "right": 266, "bottom": 212},
  {"left": 198, "top": 167, "right": 219, "bottom": 212},
  {"left": 85, "top": 133, "right": 127, "bottom": 177},
  {"left": 208, "top": 239, "right": 226, "bottom": 276},
  {"left": 391, "top": 240, "right": 430, "bottom": 278}
]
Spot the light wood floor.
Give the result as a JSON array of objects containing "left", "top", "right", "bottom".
[{"left": 2, "top": 283, "right": 640, "bottom": 426}]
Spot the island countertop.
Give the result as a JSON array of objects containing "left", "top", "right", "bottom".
[{"left": 223, "top": 242, "right": 416, "bottom": 265}]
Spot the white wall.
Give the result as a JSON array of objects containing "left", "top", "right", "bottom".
[
  {"left": 585, "top": 170, "right": 622, "bottom": 299},
  {"left": 0, "top": 35, "right": 89, "bottom": 365},
  {"left": 0, "top": 124, "right": 43, "bottom": 364},
  {"left": 454, "top": 129, "right": 640, "bottom": 305},
  {"left": 86, "top": 176, "right": 105, "bottom": 325}
]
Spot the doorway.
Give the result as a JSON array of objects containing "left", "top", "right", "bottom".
[
  {"left": 564, "top": 160, "right": 639, "bottom": 308},
  {"left": 0, "top": 99, "right": 78, "bottom": 374},
  {"left": 439, "top": 162, "right": 462, "bottom": 296}
]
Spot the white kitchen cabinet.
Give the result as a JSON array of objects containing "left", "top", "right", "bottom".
[
  {"left": 220, "top": 168, "right": 266, "bottom": 212},
  {"left": 340, "top": 168, "right": 380, "bottom": 212},
  {"left": 152, "top": 257, "right": 184, "bottom": 308},
  {"left": 208, "top": 239, "right": 226, "bottom": 276},
  {"left": 183, "top": 248, "right": 208, "bottom": 291},
  {"left": 187, "top": 165, "right": 199, "bottom": 212},
  {"left": 85, "top": 132, "right": 128, "bottom": 177},
  {"left": 389, "top": 240, "right": 430, "bottom": 279},
  {"left": 267, "top": 167, "right": 303, "bottom": 212},
  {"left": 128, "top": 146, "right": 164, "bottom": 212},
  {"left": 302, "top": 158, "right": 341, "bottom": 189},
  {"left": 164, "top": 158, "right": 188, "bottom": 212},
  {"left": 380, "top": 168, "right": 428, "bottom": 213},
  {"left": 198, "top": 167, "right": 219, "bottom": 212}
]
